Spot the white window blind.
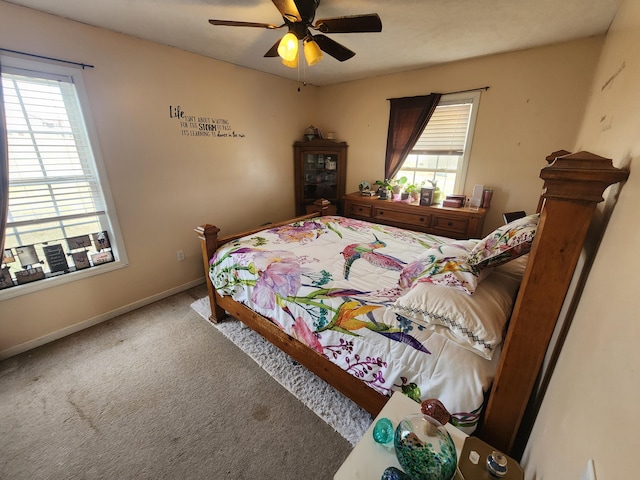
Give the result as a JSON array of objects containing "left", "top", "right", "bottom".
[
  {"left": 412, "top": 103, "right": 472, "bottom": 155},
  {"left": 3, "top": 68, "right": 106, "bottom": 230}
]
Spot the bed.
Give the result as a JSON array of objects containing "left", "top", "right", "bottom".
[{"left": 195, "top": 150, "right": 627, "bottom": 455}]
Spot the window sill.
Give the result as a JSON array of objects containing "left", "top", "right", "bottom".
[{"left": 0, "top": 260, "right": 128, "bottom": 301}]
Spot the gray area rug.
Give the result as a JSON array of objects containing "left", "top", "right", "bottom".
[
  {"left": 0, "top": 288, "right": 357, "bottom": 480},
  {"left": 190, "top": 297, "right": 372, "bottom": 446}
]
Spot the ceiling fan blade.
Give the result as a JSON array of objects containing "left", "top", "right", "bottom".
[
  {"left": 293, "top": 0, "right": 320, "bottom": 23},
  {"left": 313, "top": 35, "right": 355, "bottom": 62},
  {"left": 314, "top": 13, "right": 382, "bottom": 33},
  {"left": 264, "top": 40, "right": 281, "bottom": 58},
  {"left": 271, "top": 0, "right": 303, "bottom": 23},
  {"left": 208, "top": 19, "right": 281, "bottom": 29}
]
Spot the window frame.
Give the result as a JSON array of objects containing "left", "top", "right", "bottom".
[
  {"left": 396, "top": 91, "right": 480, "bottom": 197},
  {"left": 0, "top": 54, "right": 128, "bottom": 301}
]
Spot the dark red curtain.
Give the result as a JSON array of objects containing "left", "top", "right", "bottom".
[
  {"left": 384, "top": 93, "right": 441, "bottom": 179},
  {"left": 0, "top": 63, "right": 8, "bottom": 255}
]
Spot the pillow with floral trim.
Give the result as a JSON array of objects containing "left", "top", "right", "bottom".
[
  {"left": 393, "top": 256, "right": 528, "bottom": 359},
  {"left": 468, "top": 213, "right": 539, "bottom": 271},
  {"left": 399, "top": 239, "right": 484, "bottom": 295}
]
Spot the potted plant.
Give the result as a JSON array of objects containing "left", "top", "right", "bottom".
[
  {"left": 428, "top": 179, "right": 444, "bottom": 204},
  {"left": 375, "top": 177, "right": 407, "bottom": 200},
  {"left": 405, "top": 182, "right": 424, "bottom": 203}
]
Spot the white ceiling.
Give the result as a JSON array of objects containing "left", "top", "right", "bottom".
[{"left": 5, "top": 0, "right": 621, "bottom": 86}]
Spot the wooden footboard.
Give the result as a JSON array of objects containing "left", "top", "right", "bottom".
[
  {"left": 195, "top": 212, "right": 320, "bottom": 324},
  {"left": 195, "top": 208, "right": 387, "bottom": 416},
  {"left": 216, "top": 291, "right": 387, "bottom": 415}
]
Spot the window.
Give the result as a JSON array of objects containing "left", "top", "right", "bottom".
[
  {"left": 396, "top": 92, "right": 480, "bottom": 197},
  {"left": 0, "top": 55, "right": 127, "bottom": 298}
]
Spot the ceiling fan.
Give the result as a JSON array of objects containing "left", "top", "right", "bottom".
[{"left": 208, "top": 0, "right": 382, "bottom": 67}]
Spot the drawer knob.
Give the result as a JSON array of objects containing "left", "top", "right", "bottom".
[
  {"left": 419, "top": 217, "right": 425, "bottom": 222},
  {"left": 447, "top": 221, "right": 453, "bottom": 226}
]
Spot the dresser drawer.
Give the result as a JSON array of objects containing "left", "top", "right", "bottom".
[
  {"left": 342, "top": 193, "right": 486, "bottom": 238},
  {"left": 374, "top": 207, "right": 431, "bottom": 228},
  {"left": 347, "top": 202, "right": 373, "bottom": 218},
  {"left": 431, "top": 214, "right": 469, "bottom": 236}
]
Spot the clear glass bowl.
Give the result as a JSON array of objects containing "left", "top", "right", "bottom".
[{"left": 393, "top": 413, "right": 457, "bottom": 480}]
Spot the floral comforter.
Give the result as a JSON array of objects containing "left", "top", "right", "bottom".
[{"left": 209, "top": 216, "right": 500, "bottom": 431}]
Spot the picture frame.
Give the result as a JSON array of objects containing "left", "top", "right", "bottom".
[
  {"left": 2, "top": 249, "right": 14, "bottom": 264},
  {"left": 0, "top": 267, "right": 14, "bottom": 289},
  {"left": 91, "top": 251, "right": 114, "bottom": 266},
  {"left": 419, "top": 187, "right": 434, "bottom": 206},
  {"left": 15, "top": 245, "right": 40, "bottom": 267},
  {"left": 92, "top": 231, "right": 111, "bottom": 251},
  {"left": 15, "top": 267, "right": 45, "bottom": 285},
  {"left": 43, "top": 244, "right": 69, "bottom": 273},
  {"left": 71, "top": 251, "right": 91, "bottom": 270},
  {"left": 67, "top": 234, "right": 92, "bottom": 250}
]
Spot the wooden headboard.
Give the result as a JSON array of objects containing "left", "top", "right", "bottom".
[{"left": 479, "top": 150, "right": 628, "bottom": 452}]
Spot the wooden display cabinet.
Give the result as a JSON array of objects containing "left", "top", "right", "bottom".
[
  {"left": 294, "top": 139, "right": 347, "bottom": 215},
  {"left": 343, "top": 192, "right": 487, "bottom": 239}
]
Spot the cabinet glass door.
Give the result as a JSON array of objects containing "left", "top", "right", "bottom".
[{"left": 303, "top": 153, "right": 338, "bottom": 201}]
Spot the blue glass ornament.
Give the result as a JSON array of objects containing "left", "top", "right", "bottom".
[
  {"left": 381, "top": 466, "right": 412, "bottom": 480},
  {"left": 372, "top": 417, "right": 394, "bottom": 445}
]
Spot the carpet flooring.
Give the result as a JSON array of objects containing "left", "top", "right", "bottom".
[
  {"left": 0, "top": 286, "right": 357, "bottom": 480},
  {"left": 189, "top": 297, "right": 372, "bottom": 446}
]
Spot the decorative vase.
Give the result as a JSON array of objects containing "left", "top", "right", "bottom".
[
  {"left": 393, "top": 414, "right": 457, "bottom": 480},
  {"left": 433, "top": 188, "right": 444, "bottom": 204}
]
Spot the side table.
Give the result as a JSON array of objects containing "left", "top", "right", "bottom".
[{"left": 334, "top": 391, "right": 467, "bottom": 479}]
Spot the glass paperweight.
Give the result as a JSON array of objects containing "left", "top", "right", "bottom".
[
  {"left": 420, "top": 398, "right": 451, "bottom": 426},
  {"left": 373, "top": 417, "right": 394, "bottom": 445},
  {"left": 393, "top": 413, "right": 457, "bottom": 480}
]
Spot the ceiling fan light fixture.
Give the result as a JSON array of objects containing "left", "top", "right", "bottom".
[
  {"left": 303, "top": 38, "right": 323, "bottom": 66},
  {"left": 281, "top": 49, "right": 299, "bottom": 68},
  {"left": 277, "top": 32, "right": 299, "bottom": 62}
]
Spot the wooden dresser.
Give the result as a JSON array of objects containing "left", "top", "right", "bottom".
[{"left": 343, "top": 192, "right": 487, "bottom": 239}]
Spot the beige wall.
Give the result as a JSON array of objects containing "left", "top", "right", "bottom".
[
  {"left": 522, "top": 0, "right": 640, "bottom": 478},
  {"left": 0, "top": 2, "right": 315, "bottom": 355},
  {"left": 0, "top": 14, "right": 621, "bottom": 478},
  {"left": 315, "top": 38, "right": 604, "bottom": 232}
]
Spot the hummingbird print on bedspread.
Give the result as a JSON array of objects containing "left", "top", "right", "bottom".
[{"left": 341, "top": 235, "right": 405, "bottom": 280}]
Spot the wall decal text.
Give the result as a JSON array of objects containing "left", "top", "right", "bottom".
[{"left": 169, "top": 105, "right": 245, "bottom": 138}]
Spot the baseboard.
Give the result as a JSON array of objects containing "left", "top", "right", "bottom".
[{"left": 0, "top": 278, "right": 205, "bottom": 360}]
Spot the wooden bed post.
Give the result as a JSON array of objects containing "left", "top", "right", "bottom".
[
  {"left": 194, "top": 212, "right": 322, "bottom": 323},
  {"left": 479, "top": 151, "right": 629, "bottom": 454},
  {"left": 194, "top": 224, "right": 226, "bottom": 322}
]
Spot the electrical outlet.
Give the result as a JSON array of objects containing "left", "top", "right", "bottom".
[
  {"left": 580, "top": 459, "right": 596, "bottom": 480},
  {"left": 176, "top": 250, "right": 185, "bottom": 262}
]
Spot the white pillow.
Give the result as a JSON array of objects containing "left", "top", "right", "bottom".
[{"left": 393, "top": 256, "right": 528, "bottom": 360}]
